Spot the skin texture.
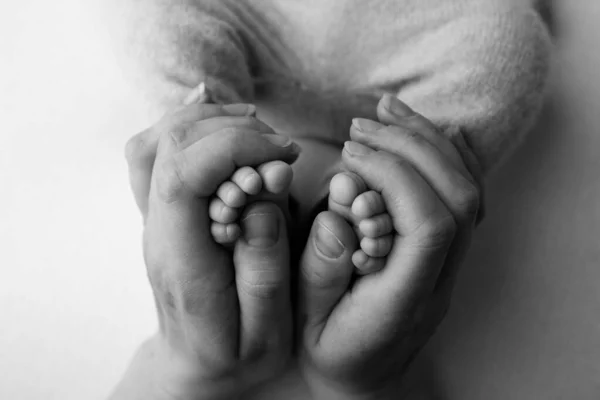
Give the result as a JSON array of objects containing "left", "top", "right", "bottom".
[
  {"left": 327, "top": 167, "right": 394, "bottom": 274},
  {"left": 110, "top": 94, "right": 483, "bottom": 400},
  {"left": 114, "top": 101, "right": 301, "bottom": 399},
  {"left": 297, "top": 96, "right": 483, "bottom": 399},
  {"left": 109, "top": 0, "right": 550, "bottom": 172}
]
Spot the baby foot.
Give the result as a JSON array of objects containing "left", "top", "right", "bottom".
[
  {"left": 328, "top": 171, "right": 394, "bottom": 275},
  {"left": 209, "top": 161, "right": 293, "bottom": 245}
]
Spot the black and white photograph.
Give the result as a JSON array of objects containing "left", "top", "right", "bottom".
[{"left": 2, "top": 0, "right": 599, "bottom": 399}]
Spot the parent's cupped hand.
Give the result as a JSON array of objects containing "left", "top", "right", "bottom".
[
  {"left": 297, "top": 94, "right": 483, "bottom": 400},
  {"left": 111, "top": 99, "right": 300, "bottom": 400}
]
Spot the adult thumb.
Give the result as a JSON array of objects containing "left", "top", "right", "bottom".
[{"left": 234, "top": 202, "right": 292, "bottom": 361}]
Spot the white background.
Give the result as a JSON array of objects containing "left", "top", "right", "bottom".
[
  {"left": 1, "top": 2, "right": 155, "bottom": 399},
  {"left": 1, "top": 1, "right": 600, "bottom": 399}
]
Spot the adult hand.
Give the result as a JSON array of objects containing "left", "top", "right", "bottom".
[
  {"left": 110, "top": 101, "right": 300, "bottom": 400},
  {"left": 297, "top": 95, "right": 483, "bottom": 399}
]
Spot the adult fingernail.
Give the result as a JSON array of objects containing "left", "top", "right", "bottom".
[
  {"left": 315, "top": 222, "right": 345, "bottom": 259},
  {"left": 183, "top": 82, "right": 208, "bottom": 105},
  {"left": 222, "top": 103, "right": 256, "bottom": 116},
  {"left": 343, "top": 141, "right": 373, "bottom": 156},
  {"left": 352, "top": 118, "right": 383, "bottom": 132},
  {"left": 262, "top": 133, "right": 294, "bottom": 147},
  {"left": 242, "top": 212, "right": 279, "bottom": 247},
  {"left": 383, "top": 93, "right": 416, "bottom": 117}
]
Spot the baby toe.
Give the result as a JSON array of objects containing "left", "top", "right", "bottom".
[
  {"left": 329, "top": 172, "right": 367, "bottom": 208},
  {"left": 231, "top": 166, "right": 262, "bottom": 196},
  {"left": 360, "top": 235, "right": 394, "bottom": 258},
  {"left": 211, "top": 222, "right": 241, "bottom": 244},
  {"left": 216, "top": 180, "right": 247, "bottom": 208},
  {"left": 257, "top": 160, "right": 293, "bottom": 194},
  {"left": 209, "top": 197, "right": 239, "bottom": 224},
  {"left": 359, "top": 213, "right": 394, "bottom": 238},
  {"left": 351, "top": 190, "right": 386, "bottom": 219},
  {"left": 352, "top": 250, "right": 386, "bottom": 275}
]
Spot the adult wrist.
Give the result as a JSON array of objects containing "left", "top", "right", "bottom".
[
  {"left": 109, "top": 335, "right": 242, "bottom": 400},
  {"left": 150, "top": 335, "right": 244, "bottom": 400}
]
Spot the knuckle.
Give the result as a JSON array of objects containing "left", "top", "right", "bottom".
[
  {"left": 178, "top": 274, "right": 235, "bottom": 316},
  {"left": 155, "top": 156, "right": 186, "bottom": 203},
  {"left": 167, "top": 125, "right": 189, "bottom": 148},
  {"left": 124, "top": 130, "right": 151, "bottom": 164},
  {"left": 414, "top": 213, "right": 457, "bottom": 249},
  {"left": 388, "top": 154, "right": 410, "bottom": 171},
  {"left": 179, "top": 285, "right": 205, "bottom": 316},
  {"left": 388, "top": 125, "right": 422, "bottom": 146}
]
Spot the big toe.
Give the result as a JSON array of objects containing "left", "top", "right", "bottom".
[
  {"left": 299, "top": 210, "right": 358, "bottom": 325},
  {"left": 328, "top": 172, "right": 367, "bottom": 221},
  {"left": 312, "top": 211, "right": 357, "bottom": 260},
  {"left": 257, "top": 161, "right": 293, "bottom": 195}
]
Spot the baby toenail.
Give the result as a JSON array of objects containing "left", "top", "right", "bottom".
[{"left": 315, "top": 222, "right": 345, "bottom": 259}]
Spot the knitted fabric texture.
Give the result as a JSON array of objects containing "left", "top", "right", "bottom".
[{"left": 112, "top": 0, "right": 552, "bottom": 173}]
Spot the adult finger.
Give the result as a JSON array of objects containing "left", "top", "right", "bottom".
[
  {"left": 171, "top": 116, "right": 276, "bottom": 149},
  {"left": 377, "top": 94, "right": 486, "bottom": 225},
  {"left": 335, "top": 142, "right": 456, "bottom": 339},
  {"left": 349, "top": 121, "right": 480, "bottom": 319},
  {"left": 376, "top": 94, "right": 468, "bottom": 176},
  {"left": 124, "top": 102, "right": 257, "bottom": 218},
  {"left": 298, "top": 211, "right": 357, "bottom": 343},
  {"left": 147, "top": 130, "right": 301, "bottom": 305},
  {"left": 448, "top": 129, "right": 487, "bottom": 225},
  {"left": 154, "top": 131, "right": 301, "bottom": 203},
  {"left": 376, "top": 96, "right": 484, "bottom": 295},
  {"left": 144, "top": 128, "right": 300, "bottom": 361},
  {"left": 234, "top": 202, "right": 292, "bottom": 360},
  {"left": 350, "top": 122, "right": 480, "bottom": 228}
]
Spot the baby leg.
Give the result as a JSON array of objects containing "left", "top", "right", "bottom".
[
  {"left": 327, "top": 171, "right": 394, "bottom": 275},
  {"left": 209, "top": 161, "right": 293, "bottom": 245}
]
